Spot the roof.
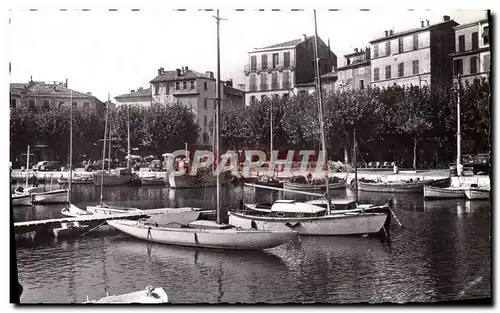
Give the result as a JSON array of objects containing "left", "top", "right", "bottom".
[
  {"left": 252, "top": 36, "right": 315, "bottom": 51},
  {"left": 335, "top": 60, "right": 370, "bottom": 71},
  {"left": 369, "top": 20, "right": 458, "bottom": 44},
  {"left": 453, "top": 18, "right": 488, "bottom": 30},
  {"left": 115, "top": 88, "right": 152, "bottom": 99},
  {"left": 150, "top": 70, "right": 214, "bottom": 83},
  {"left": 224, "top": 85, "right": 244, "bottom": 97},
  {"left": 10, "top": 81, "right": 97, "bottom": 99},
  {"left": 321, "top": 72, "right": 338, "bottom": 79},
  {"left": 343, "top": 50, "right": 367, "bottom": 58}
]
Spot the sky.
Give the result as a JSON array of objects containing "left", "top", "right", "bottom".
[{"left": 8, "top": 8, "right": 488, "bottom": 102}]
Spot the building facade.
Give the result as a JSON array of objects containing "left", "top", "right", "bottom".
[
  {"left": 451, "top": 18, "right": 490, "bottom": 85},
  {"left": 10, "top": 79, "right": 105, "bottom": 114},
  {"left": 149, "top": 66, "right": 244, "bottom": 145},
  {"left": 335, "top": 48, "right": 371, "bottom": 91},
  {"left": 244, "top": 35, "right": 337, "bottom": 105},
  {"left": 369, "top": 16, "right": 457, "bottom": 89},
  {"left": 114, "top": 87, "right": 152, "bottom": 107}
]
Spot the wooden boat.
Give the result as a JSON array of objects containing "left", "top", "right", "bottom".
[
  {"left": 32, "top": 189, "right": 69, "bottom": 204},
  {"left": 85, "top": 203, "right": 143, "bottom": 216},
  {"left": 357, "top": 177, "right": 450, "bottom": 193},
  {"left": 254, "top": 175, "right": 283, "bottom": 188},
  {"left": 58, "top": 176, "right": 93, "bottom": 185},
  {"left": 107, "top": 210, "right": 296, "bottom": 250},
  {"left": 167, "top": 170, "right": 229, "bottom": 189},
  {"left": 141, "top": 177, "right": 166, "bottom": 186},
  {"left": 84, "top": 286, "right": 169, "bottom": 304},
  {"left": 93, "top": 168, "right": 133, "bottom": 186},
  {"left": 61, "top": 203, "right": 94, "bottom": 217},
  {"left": 465, "top": 188, "right": 490, "bottom": 200},
  {"left": 11, "top": 193, "right": 32, "bottom": 206},
  {"left": 52, "top": 221, "right": 89, "bottom": 237},
  {"left": 283, "top": 176, "right": 346, "bottom": 191},
  {"left": 229, "top": 199, "right": 389, "bottom": 236},
  {"left": 424, "top": 185, "right": 466, "bottom": 199}
]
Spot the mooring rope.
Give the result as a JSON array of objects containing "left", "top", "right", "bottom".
[{"left": 80, "top": 221, "right": 107, "bottom": 237}]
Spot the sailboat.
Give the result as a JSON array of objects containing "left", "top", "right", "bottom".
[
  {"left": 84, "top": 286, "right": 169, "bottom": 304},
  {"left": 228, "top": 11, "right": 392, "bottom": 237},
  {"left": 107, "top": 10, "right": 297, "bottom": 250},
  {"left": 12, "top": 146, "right": 42, "bottom": 206}
]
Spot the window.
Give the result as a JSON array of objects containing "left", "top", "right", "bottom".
[
  {"left": 282, "top": 93, "right": 289, "bottom": 100},
  {"left": 453, "top": 59, "right": 463, "bottom": 75},
  {"left": 398, "top": 38, "right": 404, "bottom": 53},
  {"left": 249, "top": 74, "right": 257, "bottom": 91},
  {"left": 483, "top": 26, "right": 489, "bottom": 45},
  {"left": 470, "top": 56, "right": 478, "bottom": 74},
  {"left": 358, "top": 67, "right": 365, "bottom": 75},
  {"left": 385, "top": 65, "right": 391, "bottom": 79},
  {"left": 58, "top": 101, "right": 63, "bottom": 108},
  {"left": 164, "top": 83, "right": 170, "bottom": 95},
  {"left": 190, "top": 81, "right": 195, "bottom": 90},
  {"left": 260, "top": 73, "right": 267, "bottom": 90},
  {"left": 28, "top": 99, "right": 35, "bottom": 111},
  {"left": 282, "top": 71, "right": 290, "bottom": 88},
  {"left": 271, "top": 72, "right": 278, "bottom": 89},
  {"left": 154, "top": 85, "right": 159, "bottom": 95},
  {"left": 483, "top": 54, "right": 490, "bottom": 72},
  {"left": 284, "top": 52, "right": 290, "bottom": 67},
  {"left": 413, "top": 34, "right": 418, "bottom": 50},
  {"left": 359, "top": 80, "right": 364, "bottom": 89},
  {"left": 412, "top": 60, "right": 419, "bottom": 75},
  {"left": 373, "top": 68, "right": 380, "bottom": 81},
  {"left": 214, "top": 101, "right": 216, "bottom": 111},
  {"left": 175, "top": 82, "right": 180, "bottom": 90},
  {"left": 183, "top": 81, "right": 187, "bottom": 89},
  {"left": 42, "top": 99, "right": 49, "bottom": 109},
  {"left": 83, "top": 102, "right": 90, "bottom": 110},
  {"left": 272, "top": 53, "right": 279, "bottom": 68},
  {"left": 250, "top": 95, "right": 256, "bottom": 104},
  {"left": 472, "top": 32, "right": 479, "bottom": 50},
  {"left": 373, "top": 44, "right": 379, "bottom": 58},
  {"left": 458, "top": 35, "right": 465, "bottom": 52},
  {"left": 204, "top": 81, "right": 208, "bottom": 90},
  {"left": 251, "top": 55, "right": 257, "bottom": 70},
  {"left": 204, "top": 115, "right": 207, "bottom": 126},
  {"left": 385, "top": 41, "right": 391, "bottom": 56},
  {"left": 10, "top": 98, "right": 16, "bottom": 108},
  {"left": 261, "top": 54, "right": 268, "bottom": 70},
  {"left": 398, "top": 63, "right": 404, "bottom": 77}
]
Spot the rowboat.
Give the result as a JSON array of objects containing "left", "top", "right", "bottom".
[
  {"left": 423, "top": 185, "right": 466, "bottom": 199},
  {"left": 465, "top": 188, "right": 490, "bottom": 200},
  {"left": 57, "top": 176, "right": 93, "bottom": 185},
  {"left": 283, "top": 176, "right": 346, "bottom": 191},
  {"left": 11, "top": 193, "right": 32, "bottom": 206},
  {"left": 254, "top": 175, "right": 283, "bottom": 188},
  {"left": 84, "top": 286, "right": 169, "bottom": 304},
  {"left": 141, "top": 177, "right": 166, "bottom": 186},
  {"left": 93, "top": 168, "right": 133, "bottom": 186},
  {"left": 31, "top": 189, "right": 69, "bottom": 204},
  {"left": 358, "top": 177, "right": 450, "bottom": 193}
]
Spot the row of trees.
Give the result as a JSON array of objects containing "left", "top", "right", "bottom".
[
  {"left": 213, "top": 78, "right": 490, "bottom": 168},
  {"left": 10, "top": 103, "right": 200, "bottom": 164}
]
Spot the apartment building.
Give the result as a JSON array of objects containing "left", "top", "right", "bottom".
[
  {"left": 335, "top": 48, "right": 371, "bottom": 91},
  {"left": 114, "top": 87, "right": 152, "bottom": 107},
  {"left": 149, "top": 66, "right": 244, "bottom": 144},
  {"left": 370, "top": 16, "right": 458, "bottom": 88},
  {"left": 451, "top": 18, "right": 490, "bottom": 85},
  {"left": 10, "top": 78, "right": 105, "bottom": 114},
  {"left": 244, "top": 35, "right": 337, "bottom": 105}
]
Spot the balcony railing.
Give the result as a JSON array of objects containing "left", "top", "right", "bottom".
[
  {"left": 260, "top": 84, "right": 268, "bottom": 91},
  {"left": 244, "top": 63, "right": 294, "bottom": 73},
  {"left": 249, "top": 84, "right": 258, "bottom": 92}
]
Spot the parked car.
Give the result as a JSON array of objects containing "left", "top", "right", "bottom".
[
  {"left": 85, "top": 160, "right": 116, "bottom": 172},
  {"left": 33, "top": 161, "right": 60, "bottom": 171},
  {"left": 149, "top": 159, "right": 163, "bottom": 172},
  {"left": 33, "top": 161, "right": 49, "bottom": 171}
]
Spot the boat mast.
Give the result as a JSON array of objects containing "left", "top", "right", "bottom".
[
  {"left": 100, "top": 93, "right": 110, "bottom": 204},
  {"left": 107, "top": 118, "right": 112, "bottom": 172},
  {"left": 353, "top": 128, "right": 359, "bottom": 204},
  {"left": 270, "top": 100, "right": 273, "bottom": 163},
  {"left": 127, "top": 105, "right": 131, "bottom": 169},
  {"left": 457, "top": 74, "right": 462, "bottom": 176},
  {"left": 25, "top": 145, "right": 30, "bottom": 189},
  {"left": 69, "top": 91, "right": 73, "bottom": 201},
  {"left": 313, "top": 10, "right": 330, "bottom": 213}
]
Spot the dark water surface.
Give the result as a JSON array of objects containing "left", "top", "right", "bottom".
[{"left": 14, "top": 184, "right": 491, "bottom": 303}]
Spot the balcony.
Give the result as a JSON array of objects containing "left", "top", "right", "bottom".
[
  {"left": 244, "top": 63, "right": 294, "bottom": 74},
  {"left": 249, "top": 84, "right": 258, "bottom": 92},
  {"left": 282, "top": 82, "right": 291, "bottom": 89},
  {"left": 260, "top": 84, "right": 269, "bottom": 91},
  {"left": 172, "top": 86, "right": 198, "bottom": 95}
]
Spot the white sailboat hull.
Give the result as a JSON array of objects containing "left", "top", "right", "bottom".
[
  {"left": 93, "top": 173, "right": 132, "bottom": 186},
  {"left": 32, "top": 189, "right": 69, "bottom": 204},
  {"left": 168, "top": 172, "right": 219, "bottom": 189},
  {"left": 86, "top": 204, "right": 143, "bottom": 216},
  {"left": 107, "top": 219, "right": 297, "bottom": 250},
  {"left": 12, "top": 194, "right": 32, "bottom": 206},
  {"left": 85, "top": 286, "right": 169, "bottom": 304},
  {"left": 424, "top": 185, "right": 466, "bottom": 199},
  {"left": 228, "top": 211, "right": 388, "bottom": 236},
  {"left": 465, "top": 188, "right": 490, "bottom": 200}
]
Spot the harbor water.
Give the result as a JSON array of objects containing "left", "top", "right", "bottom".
[{"left": 13, "top": 184, "right": 491, "bottom": 303}]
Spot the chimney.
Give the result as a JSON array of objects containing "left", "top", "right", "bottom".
[
  {"left": 385, "top": 30, "right": 389, "bottom": 37},
  {"left": 354, "top": 48, "right": 358, "bottom": 53},
  {"left": 421, "top": 20, "right": 425, "bottom": 28},
  {"left": 158, "top": 67, "right": 164, "bottom": 75},
  {"left": 176, "top": 68, "right": 182, "bottom": 77},
  {"left": 426, "top": 19, "right": 430, "bottom": 26},
  {"left": 138, "top": 87, "right": 143, "bottom": 91},
  {"left": 87, "top": 92, "right": 92, "bottom": 95},
  {"left": 185, "top": 66, "right": 189, "bottom": 72},
  {"left": 65, "top": 78, "right": 68, "bottom": 87},
  {"left": 389, "top": 29, "right": 394, "bottom": 35},
  {"left": 205, "top": 71, "right": 214, "bottom": 79},
  {"left": 225, "top": 79, "right": 233, "bottom": 87},
  {"left": 302, "top": 34, "right": 307, "bottom": 41},
  {"left": 443, "top": 15, "right": 450, "bottom": 22},
  {"left": 130, "top": 90, "right": 135, "bottom": 93}
]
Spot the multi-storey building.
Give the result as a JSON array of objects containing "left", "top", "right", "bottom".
[
  {"left": 10, "top": 79, "right": 105, "bottom": 114},
  {"left": 114, "top": 87, "right": 152, "bottom": 107},
  {"left": 369, "top": 16, "right": 458, "bottom": 88},
  {"left": 149, "top": 66, "right": 244, "bottom": 145},
  {"left": 335, "top": 48, "right": 371, "bottom": 91},
  {"left": 244, "top": 35, "right": 337, "bottom": 105},
  {"left": 450, "top": 17, "right": 490, "bottom": 85}
]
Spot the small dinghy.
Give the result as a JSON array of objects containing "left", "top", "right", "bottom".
[{"left": 84, "top": 286, "right": 169, "bottom": 304}]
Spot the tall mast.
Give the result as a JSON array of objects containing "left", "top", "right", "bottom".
[
  {"left": 25, "top": 145, "right": 30, "bottom": 189},
  {"left": 313, "top": 10, "right": 330, "bottom": 213},
  {"left": 107, "top": 119, "right": 112, "bottom": 171},
  {"left": 68, "top": 91, "right": 73, "bottom": 201},
  {"left": 100, "top": 93, "right": 110, "bottom": 204},
  {"left": 353, "top": 128, "right": 358, "bottom": 204},
  {"left": 127, "top": 105, "right": 131, "bottom": 169},
  {"left": 270, "top": 101, "right": 273, "bottom": 161},
  {"left": 457, "top": 74, "right": 462, "bottom": 176}
]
